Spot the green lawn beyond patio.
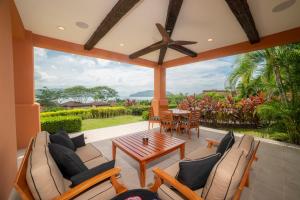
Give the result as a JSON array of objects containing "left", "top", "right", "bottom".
[{"left": 81, "top": 115, "right": 144, "bottom": 131}]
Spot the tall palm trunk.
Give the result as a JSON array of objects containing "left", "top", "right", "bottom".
[{"left": 273, "top": 64, "right": 288, "bottom": 105}]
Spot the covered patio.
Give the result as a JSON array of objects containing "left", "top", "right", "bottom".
[
  {"left": 15, "top": 123, "right": 300, "bottom": 200},
  {"left": 1, "top": 0, "right": 300, "bottom": 199}
]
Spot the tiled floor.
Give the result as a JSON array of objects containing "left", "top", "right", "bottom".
[{"left": 88, "top": 124, "right": 300, "bottom": 200}]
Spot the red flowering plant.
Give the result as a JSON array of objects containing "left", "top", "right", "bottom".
[
  {"left": 124, "top": 99, "right": 136, "bottom": 107},
  {"left": 178, "top": 95, "right": 198, "bottom": 110},
  {"left": 178, "top": 93, "right": 265, "bottom": 128}
]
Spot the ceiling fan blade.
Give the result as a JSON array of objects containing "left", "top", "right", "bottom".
[
  {"left": 158, "top": 47, "right": 168, "bottom": 65},
  {"left": 170, "top": 40, "right": 197, "bottom": 46},
  {"left": 169, "top": 44, "right": 198, "bottom": 57},
  {"left": 129, "top": 41, "right": 167, "bottom": 59},
  {"left": 156, "top": 23, "right": 170, "bottom": 42}
]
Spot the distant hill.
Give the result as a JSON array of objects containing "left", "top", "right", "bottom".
[{"left": 130, "top": 90, "right": 172, "bottom": 97}]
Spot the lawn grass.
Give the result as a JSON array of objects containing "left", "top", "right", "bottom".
[
  {"left": 230, "top": 128, "right": 289, "bottom": 142},
  {"left": 81, "top": 115, "right": 144, "bottom": 131}
]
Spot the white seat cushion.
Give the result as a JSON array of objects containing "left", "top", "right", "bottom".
[
  {"left": 84, "top": 156, "right": 109, "bottom": 169},
  {"left": 26, "top": 145, "right": 65, "bottom": 200},
  {"left": 186, "top": 146, "right": 216, "bottom": 160},
  {"left": 33, "top": 131, "right": 49, "bottom": 148},
  {"left": 75, "top": 143, "right": 102, "bottom": 162},
  {"left": 158, "top": 184, "right": 184, "bottom": 200},
  {"left": 232, "top": 135, "right": 255, "bottom": 158},
  {"left": 202, "top": 148, "right": 248, "bottom": 200}
]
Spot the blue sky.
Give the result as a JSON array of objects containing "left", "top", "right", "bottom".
[{"left": 34, "top": 47, "right": 237, "bottom": 97}]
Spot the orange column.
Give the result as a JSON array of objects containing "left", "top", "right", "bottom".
[
  {"left": 13, "top": 31, "right": 41, "bottom": 149},
  {"left": 152, "top": 66, "right": 168, "bottom": 116},
  {"left": 0, "top": 0, "right": 17, "bottom": 198}
]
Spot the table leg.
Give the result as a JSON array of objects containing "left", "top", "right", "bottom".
[
  {"left": 112, "top": 143, "right": 116, "bottom": 160},
  {"left": 139, "top": 162, "right": 146, "bottom": 187},
  {"left": 180, "top": 144, "right": 185, "bottom": 159}
]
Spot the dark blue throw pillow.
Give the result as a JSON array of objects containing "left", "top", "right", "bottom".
[
  {"left": 216, "top": 130, "right": 235, "bottom": 155},
  {"left": 70, "top": 160, "right": 115, "bottom": 187},
  {"left": 176, "top": 153, "right": 221, "bottom": 190},
  {"left": 71, "top": 134, "right": 86, "bottom": 148},
  {"left": 50, "top": 131, "right": 76, "bottom": 151},
  {"left": 48, "top": 143, "right": 87, "bottom": 179}
]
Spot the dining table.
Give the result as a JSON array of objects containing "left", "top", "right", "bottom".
[{"left": 168, "top": 108, "right": 190, "bottom": 116}]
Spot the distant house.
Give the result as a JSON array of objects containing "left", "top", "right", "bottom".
[{"left": 60, "top": 101, "right": 85, "bottom": 108}]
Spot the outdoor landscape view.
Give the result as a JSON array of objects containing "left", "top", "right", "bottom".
[{"left": 35, "top": 43, "right": 300, "bottom": 145}]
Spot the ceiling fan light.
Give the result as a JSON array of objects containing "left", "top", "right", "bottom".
[
  {"left": 272, "top": 0, "right": 296, "bottom": 12},
  {"left": 76, "top": 21, "right": 89, "bottom": 29}
]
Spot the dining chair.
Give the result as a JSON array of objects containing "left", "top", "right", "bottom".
[
  {"left": 160, "top": 111, "right": 177, "bottom": 136},
  {"left": 148, "top": 106, "right": 160, "bottom": 130},
  {"left": 179, "top": 110, "right": 201, "bottom": 139}
]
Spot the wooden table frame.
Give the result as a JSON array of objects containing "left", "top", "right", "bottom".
[{"left": 112, "top": 132, "right": 185, "bottom": 187}]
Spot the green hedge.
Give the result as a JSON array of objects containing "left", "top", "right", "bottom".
[
  {"left": 168, "top": 104, "right": 177, "bottom": 109},
  {"left": 40, "top": 106, "right": 129, "bottom": 119},
  {"left": 142, "top": 111, "right": 149, "bottom": 120},
  {"left": 41, "top": 116, "right": 82, "bottom": 134},
  {"left": 128, "top": 105, "right": 150, "bottom": 116}
]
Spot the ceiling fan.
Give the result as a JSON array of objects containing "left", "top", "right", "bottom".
[{"left": 129, "top": 23, "right": 198, "bottom": 63}]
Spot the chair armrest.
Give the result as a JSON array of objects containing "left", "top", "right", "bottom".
[
  {"left": 152, "top": 167, "right": 203, "bottom": 200},
  {"left": 56, "top": 167, "right": 127, "bottom": 200},
  {"left": 206, "top": 138, "right": 220, "bottom": 148}
]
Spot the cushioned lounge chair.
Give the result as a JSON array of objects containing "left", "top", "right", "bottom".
[
  {"left": 15, "top": 131, "right": 127, "bottom": 200},
  {"left": 150, "top": 135, "right": 260, "bottom": 200}
]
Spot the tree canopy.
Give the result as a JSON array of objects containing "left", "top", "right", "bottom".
[{"left": 36, "top": 85, "right": 118, "bottom": 106}]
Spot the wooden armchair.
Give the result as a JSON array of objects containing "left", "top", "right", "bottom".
[
  {"left": 15, "top": 138, "right": 127, "bottom": 200},
  {"left": 160, "top": 111, "right": 177, "bottom": 136},
  {"left": 178, "top": 110, "right": 201, "bottom": 139},
  {"left": 150, "top": 138, "right": 260, "bottom": 200},
  {"left": 148, "top": 106, "right": 160, "bottom": 130}
]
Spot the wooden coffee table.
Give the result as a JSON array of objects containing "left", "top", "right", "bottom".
[{"left": 112, "top": 132, "right": 185, "bottom": 187}]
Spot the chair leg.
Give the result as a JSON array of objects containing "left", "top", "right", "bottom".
[
  {"left": 197, "top": 127, "right": 200, "bottom": 138},
  {"left": 188, "top": 129, "right": 191, "bottom": 139},
  {"left": 148, "top": 122, "right": 150, "bottom": 130},
  {"left": 160, "top": 125, "right": 162, "bottom": 133},
  {"left": 152, "top": 123, "right": 154, "bottom": 128}
]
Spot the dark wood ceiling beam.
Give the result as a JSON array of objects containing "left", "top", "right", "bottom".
[
  {"left": 84, "top": 0, "right": 140, "bottom": 50},
  {"left": 158, "top": 0, "right": 183, "bottom": 65},
  {"left": 225, "top": 0, "right": 260, "bottom": 44}
]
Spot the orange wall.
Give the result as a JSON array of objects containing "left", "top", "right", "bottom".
[
  {"left": 0, "top": 0, "right": 18, "bottom": 198},
  {"left": 10, "top": 0, "right": 41, "bottom": 149},
  {"left": 152, "top": 66, "right": 168, "bottom": 115},
  {"left": 13, "top": 30, "right": 41, "bottom": 148}
]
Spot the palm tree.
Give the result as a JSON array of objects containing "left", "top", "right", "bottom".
[
  {"left": 229, "top": 44, "right": 300, "bottom": 104},
  {"left": 228, "top": 43, "right": 300, "bottom": 144}
]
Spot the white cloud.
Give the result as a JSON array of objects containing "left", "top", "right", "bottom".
[
  {"left": 34, "top": 48, "right": 236, "bottom": 96},
  {"left": 50, "top": 65, "right": 57, "bottom": 69},
  {"left": 34, "top": 47, "right": 47, "bottom": 57}
]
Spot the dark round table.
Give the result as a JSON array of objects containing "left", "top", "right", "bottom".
[{"left": 111, "top": 189, "right": 160, "bottom": 200}]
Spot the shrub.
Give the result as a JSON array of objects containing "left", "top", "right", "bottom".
[
  {"left": 41, "top": 109, "right": 91, "bottom": 119},
  {"left": 128, "top": 105, "right": 149, "bottom": 115},
  {"left": 41, "top": 116, "right": 82, "bottom": 134},
  {"left": 168, "top": 104, "right": 177, "bottom": 109},
  {"left": 90, "top": 107, "right": 129, "bottom": 118},
  {"left": 142, "top": 111, "right": 149, "bottom": 120},
  {"left": 40, "top": 106, "right": 129, "bottom": 119},
  {"left": 269, "top": 132, "right": 289, "bottom": 142},
  {"left": 41, "top": 106, "right": 65, "bottom": 112}
]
